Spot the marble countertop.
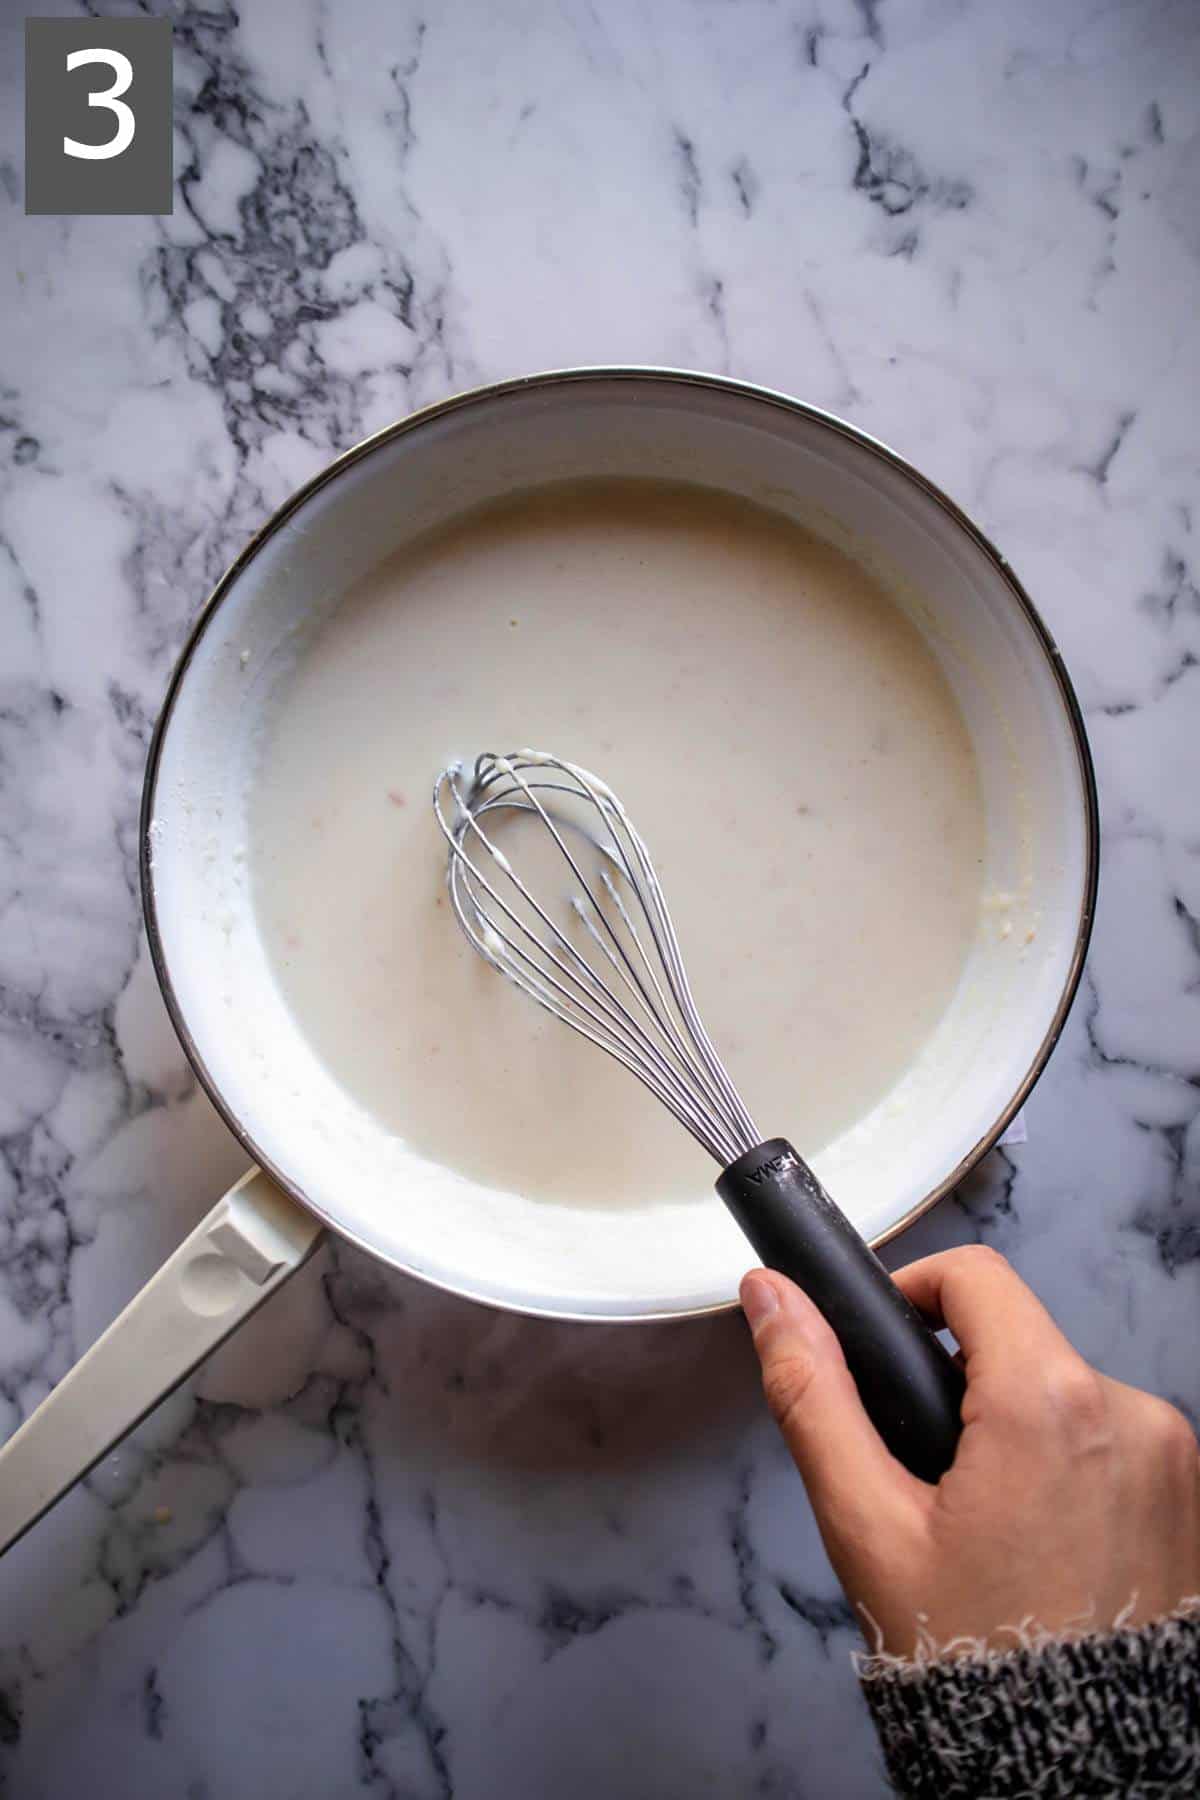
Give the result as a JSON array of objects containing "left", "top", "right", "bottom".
[{"left": 2, "top": 1, "right": 1198, "bottom": 1794}]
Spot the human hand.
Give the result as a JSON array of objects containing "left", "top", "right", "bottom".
[{"left": 740, "top": 1246, "right": 1200, "bottom": 1657}]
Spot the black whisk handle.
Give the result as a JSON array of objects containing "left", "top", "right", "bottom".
[{"left": 718, "top": 1138, "right": 964, "bottom": 1483}]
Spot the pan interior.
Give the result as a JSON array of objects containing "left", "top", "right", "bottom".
[{"left": 248, "top": 479, "right": 984, "bottom": 1212}]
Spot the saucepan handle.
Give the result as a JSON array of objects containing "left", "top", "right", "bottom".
[
  {"left": 0, "top": 1169, "right": 324, "bottom": 1555},
  {"left": 718, "top": 1138, "right": 965, "bottom": 1483}
]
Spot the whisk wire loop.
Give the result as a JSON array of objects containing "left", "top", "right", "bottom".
[
  {"left": 433, "top": 752, "right": 760, "bottom": 1167},
  {"left": 438, "top": 775, "right": 739, "bottom": 1161}
]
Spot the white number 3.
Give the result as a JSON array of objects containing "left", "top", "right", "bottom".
[{"left": 63, "top": 48, "right": 136, "bottom": 161}]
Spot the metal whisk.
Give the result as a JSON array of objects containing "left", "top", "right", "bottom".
[{"left": 433, "top": 750, "right": 965, "bottom": 1482}]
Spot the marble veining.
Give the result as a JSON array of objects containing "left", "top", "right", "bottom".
[{"left": 1, "top": 0, "right": 1198, "bottom": 1793}]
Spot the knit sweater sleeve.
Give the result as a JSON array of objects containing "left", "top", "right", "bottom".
[{"left": 855, "top": 1603, "right": 1200, "bottom": 1799}]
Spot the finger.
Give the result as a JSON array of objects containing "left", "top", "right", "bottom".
[
  {"left": 740, "top": 1269, "right": 927, "bottom": 1520},
  {"left": 891, "top": 1246, "right": 1069, "bottom": 1372}
]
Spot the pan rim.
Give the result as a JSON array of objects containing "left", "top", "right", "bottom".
[{"left": 139, "top": 365, "right": 1100, "bottom": 1324}]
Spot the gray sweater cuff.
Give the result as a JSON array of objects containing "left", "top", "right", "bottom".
[{"left": 856, "top": 1603, "right": 1200, "bottom": 1798}]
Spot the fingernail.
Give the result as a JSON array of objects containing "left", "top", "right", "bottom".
[{"left": 740, "top": 1272, "right": 779, "bottom": 1334}]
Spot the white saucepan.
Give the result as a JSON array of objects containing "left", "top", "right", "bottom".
[{"left": 0, "top": 369, "right": 1098, "bottom": 1552}]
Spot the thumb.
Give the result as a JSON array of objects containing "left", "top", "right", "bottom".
[{"left": 740, "top": 1269, "right": 923, "bottom": 1522}]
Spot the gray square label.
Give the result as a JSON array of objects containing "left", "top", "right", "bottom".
[{"left": 25, "top": 17, "right": 173, "bottom": 216}]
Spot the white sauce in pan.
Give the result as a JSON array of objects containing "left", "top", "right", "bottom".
[{"left": 249, "top": 481, "right": 984, "bottom": 1207}]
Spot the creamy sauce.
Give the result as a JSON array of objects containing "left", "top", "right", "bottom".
[{"left": 249, "top": 481, "right": 984, "bottom": 1207}]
